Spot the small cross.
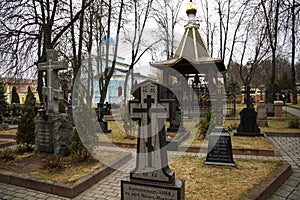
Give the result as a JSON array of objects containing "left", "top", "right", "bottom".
[{"left": 276, "top": 92, "right": 281, "bottom": 101}]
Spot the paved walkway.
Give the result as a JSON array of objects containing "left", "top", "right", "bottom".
[{"left": 283, "top": 106, "right": 300, "bottom": 118}]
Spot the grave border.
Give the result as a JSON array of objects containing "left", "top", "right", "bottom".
[
  {"left": 0, "top": 152, "right": 132, "bottom": 198},
  {"left": 243, "top": 160, "right": 292, "bottom": 200}
]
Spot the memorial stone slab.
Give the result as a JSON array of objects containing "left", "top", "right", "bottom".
[
  {"left": 35, "top": 120, "right": 54, "bottom": 153},
  {"left": 205, "top": 129, "right": 236, "bottom": 167},
  {"left": 121, "top": 81, "right": 184, "bottom": 200}
]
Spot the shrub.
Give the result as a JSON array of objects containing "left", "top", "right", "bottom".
[
  {"left": 59, "top": 99, "right": 66, "bottom": 113},
  {"left": 0, "top": 149, "right": 15, "bottom": 161},
  {"left": 121, "top": 107, "right": 136, "bottom": 140},
  {"left": 288, "top": 120, "right": 300, "bottom": 129},
  {"left": 16, "top": 87, "right": 36, "bottom": 149},
  {"left": 197, "top": 109, "right": 212, "bottom": 139},
  {"left": 69, "top": 129, "right": 91, "bottom": 162},
  {"left": 16, "top": 104, "right": 35, "bottom": 149},
  {"left": 41, "top": 155, "right": 64, "bottom": 171}
]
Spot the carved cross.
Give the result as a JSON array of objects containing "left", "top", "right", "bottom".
[
  {"left": 38, "top": 49, "right": 67, "bottom": 112},
  {"left": 129, "top": 82, "right": 174, "bottom": 182}
]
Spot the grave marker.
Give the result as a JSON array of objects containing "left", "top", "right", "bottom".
[
  {"left": 234, "top": 85, "right": 263, "bottom": 137},
  {"left": 38, "top": 49, "right": 68, "bottom": 113},
  {"left": 35, "top": 49, "right": 73, "bottom": 155},
  {"left": 121, "top": 81, "right": 184, "bottom": 200}
]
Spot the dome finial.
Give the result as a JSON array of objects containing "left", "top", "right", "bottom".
[{"left": 186, "top": 0, "right": 197, "bottom": 15}]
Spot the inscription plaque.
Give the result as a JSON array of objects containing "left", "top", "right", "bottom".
[
  {"left": 37, "top": 121, "right": 54, "bottom": 153},
  {"left": 205, "top": 129, "right": 236, "bottom": 167},
  {"left": 122, "top": 178, "right": 184, "bottom": 200}
]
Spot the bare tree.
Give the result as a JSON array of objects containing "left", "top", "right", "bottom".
[
  {"left": 0, "top": 0, "right": 93, "bottom": 101},
  {"left": 261, "top": 0, "right": 282, "bottom": 103},
  {"left": 122, "top": 0, "right": 159, "bottom": 103},
  {"left": 152, "top": 0, "right": 182, "bottom": 59}
]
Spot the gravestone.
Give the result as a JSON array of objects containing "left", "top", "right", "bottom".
[
  {"left": 38, "top": 49, "right": 68, "bottom": 113},
  {"left": 205, "top": 129, "right": 236, "bottom": 167},
  {"left": 96, "top": 103, "right": 111, "bottom": 133},
  {"left": 35, "top": 49, "right": 73, "bottom": 155},
  {"left": 121, "top": 81, "right": 185, "bottom": 200},
  {"left": 257, "top": 101, "right": 268, "bottom": 127},
  {"left": 274, "top": 92, "right": 284, "bottom": 118},
  {"left": 234, "top": 85, "right": 263, "bottom": 137}
]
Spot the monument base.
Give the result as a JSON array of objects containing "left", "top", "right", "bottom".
[
  {"left": 35, "top": 113, "right": 73, "bottom": 155},
  {"left": 166, "top": 131, "right": 190, "bottom": 151},
  {"left": 234, "top": 132, "right": 264, "bottom": 137},
  {"left": 121, "top": 176, "right": 185, "bottom": 200}
]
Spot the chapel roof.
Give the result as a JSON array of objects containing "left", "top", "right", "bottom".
[{"left": 151, "top": 1, "right": 225, "bottom": 72}]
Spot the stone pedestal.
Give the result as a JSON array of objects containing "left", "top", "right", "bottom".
[
  {"left": 234, "top": 108, "right": 263, "bottom": 137},
  {"left": 257, "top": 101, "right": 268, "bottom": 127},
  {"left": 35, "top": 113, "right": 73, "bottom": 155},
  {"left": 274, "top": 101, "right": 284, "bottom": 118}
]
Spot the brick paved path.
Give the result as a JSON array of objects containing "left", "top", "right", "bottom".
[{"left": 268, "top": 136, "right": 300, "bottom": 200}]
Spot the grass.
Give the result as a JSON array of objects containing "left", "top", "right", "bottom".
[
  {"left": 0, "top": 128, "right": 17, "bottom": 135},
  {"left": 99, "top": 119, "right": 273, "bottom": 150},
  {"left": 0, "top": 150, "right": 111, "bottom": 184},
  {"left": 170, "top": 156, "right": 282, "bottom": 200}
]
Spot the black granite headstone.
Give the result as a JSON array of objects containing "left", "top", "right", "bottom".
[
  {"left": 96, "top": 103, "right": 111, "bottom": 133},
  {"left": 121, "top": 81, "right": 184, "bottom": 200},
  {"left": 205, "top": 129, "right": 236, "bottom": 167},
  {"left": 234, "top": 85, "right": 263, "bottom": 137}
]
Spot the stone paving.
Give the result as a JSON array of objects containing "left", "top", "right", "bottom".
[{"left": 268, "top": 136, "right": 300, "bottom": 200}]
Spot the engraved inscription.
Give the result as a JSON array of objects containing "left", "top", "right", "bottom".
[
  {"left": 123, "top": 183, "right": 177, "bottom": 200},
  {"left": 37, "top": 121, "right": 53, "bottom": 153},
  {"left": 207, "top": 135, "right": 232, "bottom": 162}
]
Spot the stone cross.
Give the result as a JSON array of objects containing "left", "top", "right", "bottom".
[
  {"left": 129, "top": 81, "right": 174, "bottom": 182},
  {"left": 38, "top": 49, "right": 68, "bottom": 113},
  {"left": 276, "top": 92, "right": 281, "bottom": 101},
  {"left": 242, "top": 85, "right": 255, "bottom": 109}
]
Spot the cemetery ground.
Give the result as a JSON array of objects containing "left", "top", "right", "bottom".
[{"left": 0, "top": 103, "right": 299, "bottom": 199}]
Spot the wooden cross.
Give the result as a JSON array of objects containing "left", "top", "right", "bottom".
[
  {"left": 242, "top": 85, "right": 255, "bottom": 109},
  {"left": 38, "top": 49, "right": 67, "bottom": 112}
]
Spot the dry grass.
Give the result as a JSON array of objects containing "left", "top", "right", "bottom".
[
  {"left": 0, "top": 128, "right": 17, "bottom": 135},
  {"left": 170, "top": 156, "right": 282, "bottom": 200},
  {"left": 103, "top": 120, "right": 273, "bottom": 149},
  {"left": 0, "top": 152, "right": 105, "bottom": 184}
]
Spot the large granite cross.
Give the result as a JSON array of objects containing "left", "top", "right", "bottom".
[
  {"left": 38, "top": 49, "right": 67, "bottom": 113},
  {"left": 128, "top": 81, "right": 174, "bottom": 182}
]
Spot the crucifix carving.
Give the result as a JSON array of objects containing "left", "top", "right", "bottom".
[
  {"left": 129, "top": 81, "right": 175, "bottom": 183},
  {"left": 38, "top": 49, "right": 68, "bottom": 113}
]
